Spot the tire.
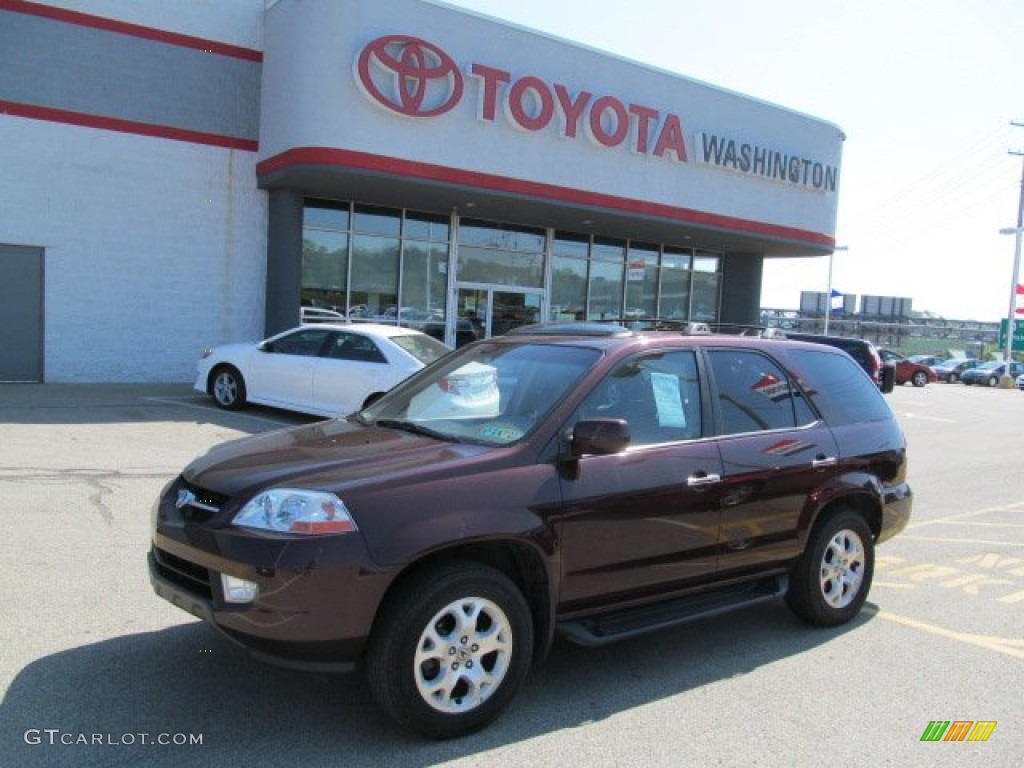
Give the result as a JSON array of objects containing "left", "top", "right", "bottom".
[
  {"left": 209, "top": 365, "right": 246, "bottom": 410},
  {"left": 786, "top": 509, "right": 874, "bottom": 627},
  {"left": 948, "top": 373, "right": 958, "bottom": 383},
  {"left": 911, "top": 371, "right": 928, "bottom": 387},
  {"left": 988, "top": 376, "right": 999, "bottom": 388},
  {"left": 366, "top": 562, "right": 533, "bottom": 739}
]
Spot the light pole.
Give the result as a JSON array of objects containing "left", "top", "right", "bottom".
[
  {"left": 998, "top": 225, "right": 1023, "bottom": 387},
  {"left": 823, "top": 245, "right": 847, "bottom": 335}
]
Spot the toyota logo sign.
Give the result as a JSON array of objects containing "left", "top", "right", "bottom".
[{"left": 356, "top": 35, "right": 463, "bottom": 118}]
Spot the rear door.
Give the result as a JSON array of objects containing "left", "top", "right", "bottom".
[
  {"left": 705, "top": 348, "right": 839, "bottom": 574},
  {"left": 555, "top": 349, "right": 724, "bottom": 611},
  {"left": 312, "top": 330, "right": 396, "bottom": 415}
]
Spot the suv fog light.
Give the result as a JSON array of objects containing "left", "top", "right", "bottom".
[{"left": 221, "top": 573, "right": 258, "bottom": 603}]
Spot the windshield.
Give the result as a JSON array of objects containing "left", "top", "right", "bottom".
[{"left": 360, "top": 342, "right": 601, "bottom": 445}]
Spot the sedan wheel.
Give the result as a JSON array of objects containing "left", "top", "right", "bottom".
[
  {"left": 911, "top": 371, "right": 928, "bottom": 387},
  {"left": 988, "top": 376, "right": 1000, "bottom": 388},
  {"left": 786, "top": 509, "right": 874, "bottom": 627},
  {"left": 210, "top": 366, "right": 246, "bottom": 410},
  {"left": 366, "top": 562, "right": 533, "bottom": 739}
]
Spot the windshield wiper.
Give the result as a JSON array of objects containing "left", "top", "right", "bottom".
[{"left": 374, "top": 419, "right": 459, "bottom": 443}]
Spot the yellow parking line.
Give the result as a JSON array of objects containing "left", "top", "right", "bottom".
[
  {"left": 898, "top": 536, "right": 1024, "bottom": 547},
  {"left": 868, "top": 607, "right": 1024, "bottom": 661},
  {"left": 907, "top": 502, "right": 1024, "bottom": 530}
]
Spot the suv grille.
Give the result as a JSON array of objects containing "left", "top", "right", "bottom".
[{"left": 153, "top": 547, "right": 212, "bottom": 600}]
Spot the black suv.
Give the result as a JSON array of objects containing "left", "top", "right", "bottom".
[
  {"left": 784, "top": 332, "right": 894, "bottom": 392},
  {"left": 150, "top": 323, "right": 911, "bottom": 738}
]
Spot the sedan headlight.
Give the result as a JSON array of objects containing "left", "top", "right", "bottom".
[{"left": 233, "top": 489, "right": 357, "bottom": 535}]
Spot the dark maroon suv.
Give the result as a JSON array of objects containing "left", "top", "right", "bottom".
[{"left": 150, "top": 323, "right": 911, "bottom": 738}]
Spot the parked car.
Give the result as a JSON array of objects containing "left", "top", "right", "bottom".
[
  {"left": 907, "top": 355, "right": 945, "bottom": 367},
  {"left": 1017, "top": 373, "right": 1024, "bottom": 391},
  {"left": 784, "top": 332, "right": 894, "bottom": 392},
  {"left": 195, "top": 323, "right": 451, "bottom": 417},
  {"left": 154, "top": 323, "right": 911, "bottom": 738},
  {"left": 300, "top": 306, "right": 347, "bottom": 324},
  {"left": 960, "top": 360, "right": 1024, "bottom": 387},
  {"left": 931, "top": 357, "right": 978, "bottom": 383},
  {"left": 879, "top": 349, "right": 937, "bottom": 387}
]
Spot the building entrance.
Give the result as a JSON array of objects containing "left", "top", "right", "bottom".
[{"left": 455, "top": 285, "right": 543, "bottom": 344}]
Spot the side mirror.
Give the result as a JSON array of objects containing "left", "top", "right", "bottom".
[{"left": 567, "top": 419, "right": 630, "bottom": 458}]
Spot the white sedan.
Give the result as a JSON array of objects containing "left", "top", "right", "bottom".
[{"left": 195, "top": 324, "right": 451, "bottom": 418}]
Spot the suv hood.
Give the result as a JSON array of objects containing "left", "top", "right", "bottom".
[{"left": 183, "top": 419, "right": 491, "bottom": 499}]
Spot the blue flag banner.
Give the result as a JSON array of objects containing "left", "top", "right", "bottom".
[{"left": 829, "top": 289, "right": 844, "bottom": 313}]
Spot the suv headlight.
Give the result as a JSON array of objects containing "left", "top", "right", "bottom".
[{"left": 233, "top": 489, "right": 357, "bottom": 535}]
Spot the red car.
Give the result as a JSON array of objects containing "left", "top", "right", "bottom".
[{"left": 880, "top": 350, "right": 937, "bottom": 387}]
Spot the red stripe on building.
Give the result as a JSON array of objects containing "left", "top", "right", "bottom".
[
  {"left": 0, "top": 0, "right": 263, "bottom": 61},
  {"left": 0, "top": 101, "right": 258, "bottom": 151},
  {"left": 256, "top": 147, "right": 836, "bottom": 248}
]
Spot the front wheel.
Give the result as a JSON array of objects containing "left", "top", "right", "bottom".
[
  {"left": 365, "top": 562, "right": 533, "bottom": 739},
  {"left": 948, "top": 373, "right": 959, "bottom": 383},
  {"left": 210, "top": 365, "right": 246, "bottom": 410},
  {"left": 988, "top": 375, "right": 1000, "bottom": 388},
  {"left": 786, "top": 509, "right": 874, "bottom": 627},
  {"left": 911, "top": 371, "right": 928, "bottom": 387}
]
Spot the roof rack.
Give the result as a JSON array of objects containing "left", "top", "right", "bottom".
[{"left": 505, "top": 321, "right": 633, "bottom": 337}]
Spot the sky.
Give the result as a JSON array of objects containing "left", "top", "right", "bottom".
[{"left": 444, "top": 0, "right": 1024, "bottom": 321}]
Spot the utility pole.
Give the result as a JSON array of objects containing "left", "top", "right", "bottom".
[{"left": 1000, "top": 122, "right": 1024, "bottom": 386}]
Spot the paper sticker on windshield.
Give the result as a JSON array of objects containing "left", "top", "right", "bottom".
[
  {"left": 650, "top": 372, "right": 686, "bottom": 428},
  {"left": 479, "top": 423, "right": 524, "bottom": 442}
]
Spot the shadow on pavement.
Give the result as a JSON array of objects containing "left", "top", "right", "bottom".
[
  {"left": 1, "top": 603, "right": 876, "bottom": 768},
  {"left": 0, "top": 384, "right": 319, "bottom": 433}
]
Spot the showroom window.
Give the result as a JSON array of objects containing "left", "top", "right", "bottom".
[
  {"left": 548, "top": 233, "right": 720, "bottom": 325},
  {"left": 301, "top": 201, "right": 449, "bottom": 330},
  {"left": 456, "top": 219, "right": 545, "bottom": 287}
]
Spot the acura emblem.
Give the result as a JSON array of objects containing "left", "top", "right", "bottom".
[{"left": 175, "top": 489, "right": 196, "bottom": 510}]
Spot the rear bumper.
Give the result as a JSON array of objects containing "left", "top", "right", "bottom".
[{"left": 878, "top": 481, "right": 912, "bottom": 545}]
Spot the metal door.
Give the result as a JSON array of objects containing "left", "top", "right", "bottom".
[{"left": 0, "top": 245, "right": 44, "bottom": 382}]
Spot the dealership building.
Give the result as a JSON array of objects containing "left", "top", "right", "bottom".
[{"left": 0, "top": 0, "right": 843, "bottom": 382}]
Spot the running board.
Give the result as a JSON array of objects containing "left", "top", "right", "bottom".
[{"left": 556, "top": 574, "right": 788, "bottom": 647}]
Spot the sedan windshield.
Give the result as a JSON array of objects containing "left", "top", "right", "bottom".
[{"left": 360, "top": 342, "right": 601, "bottom": 445}]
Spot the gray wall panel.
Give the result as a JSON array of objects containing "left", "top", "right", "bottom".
[{"left": 0, "top": 9, "right": 260, "bottom": 141}]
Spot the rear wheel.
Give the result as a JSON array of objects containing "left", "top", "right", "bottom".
[
  {"left": 948, "top": 372, "right": 958, "bottom": 383},
  {"left": 366, "top": 562, "right": 533, "bottom": 739},
  {"left": 210, "top": 365, "right": 246, "bottom": 410},
  {"left": 786, "top": 509, "right": 874, "bottom": 627}
]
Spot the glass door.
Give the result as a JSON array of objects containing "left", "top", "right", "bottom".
[{"left": 455, "top": 286, "right": 542, "bottom": 345}]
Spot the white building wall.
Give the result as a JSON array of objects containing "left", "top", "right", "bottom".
[
  {"left": 0, "top": 0, "right": 268, "bottom": 382},
  {"left": 0, "top": 117, "right": 268, "bottom": 382}
]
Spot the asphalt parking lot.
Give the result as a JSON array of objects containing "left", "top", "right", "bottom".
[{"left": 1, "top": 381, "right": 1022, "bottom": 767}]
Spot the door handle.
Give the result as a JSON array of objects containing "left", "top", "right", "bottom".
[
  {"left": 812, "top": 455, "right": 838, "bottom": 468},
  {"left": 687, "top": 472, "right": 722, "bottom": 487}
]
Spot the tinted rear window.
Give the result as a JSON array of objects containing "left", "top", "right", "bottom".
[{"left": 784, "top": 348, "right": 892, "bottom": 425}]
